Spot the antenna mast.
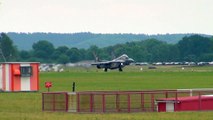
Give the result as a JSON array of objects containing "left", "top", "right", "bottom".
[
  {"left": 0, "top": 35, "right": 6, "bottom": 62},
  {"left": 0, "top": 48, "right": 6, "bottom": 62}
]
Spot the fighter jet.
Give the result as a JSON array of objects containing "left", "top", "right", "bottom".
[{"left": 91, "top": 54, "right": 134, "bottom": 72}]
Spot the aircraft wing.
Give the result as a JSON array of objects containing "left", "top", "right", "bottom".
[{"left": 91, "top": 61, "right": 122, "bottom": 65}]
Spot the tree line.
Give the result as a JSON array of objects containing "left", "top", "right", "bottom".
[
  {"left": 0, "top": 33, "right": 213, "bottom": 63},
  {"left": 8, "top": 32, "right": 199, "bottom": 50}
]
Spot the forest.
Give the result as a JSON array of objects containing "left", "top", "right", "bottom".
[
  {"left": 0, "top": 33, "right": 213, "bottom": 63},
  {"left": 7, "top": 32, "right": 209, "bottom": 50}
]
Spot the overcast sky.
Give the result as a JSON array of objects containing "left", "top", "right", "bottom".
[{"left": 0, "top": 0, "right": 213, "bottom": 35}]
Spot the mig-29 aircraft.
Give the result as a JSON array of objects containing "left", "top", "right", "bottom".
[{"left": 91, "top": 54, "right": 134, "bottom": 72}]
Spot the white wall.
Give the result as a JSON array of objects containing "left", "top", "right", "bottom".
[
  {"left": 5, "top": 64, "right": 10, "bottom": 91},
  {"left": 166, "top": 103, "right": 174, "bottom": 112},
  {"left": 20, "top": 64, "right": 31, "bottom": 91}
]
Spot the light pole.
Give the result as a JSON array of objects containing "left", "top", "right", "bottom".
[{"left": 0, "top": 35, "right": 6, "bottom": 62}]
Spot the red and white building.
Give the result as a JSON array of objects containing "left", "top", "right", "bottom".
[
  {"left": 0, "top": 62, "right": 39, "bottom": 92},
  {"left": 156, "top": 95, "right": 213, "bottom": 112}
]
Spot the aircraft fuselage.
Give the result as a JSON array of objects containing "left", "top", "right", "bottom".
[{"left": 92, "top": 54, "right": 134, "bottom": 72}]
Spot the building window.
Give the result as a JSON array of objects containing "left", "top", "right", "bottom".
[{"left": 20, "top": 66, "right": 32, "bottom": 77}]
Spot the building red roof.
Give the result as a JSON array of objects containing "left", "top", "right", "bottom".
[{"left": 157, "top": 95, "right": 213, "bottom": 102}]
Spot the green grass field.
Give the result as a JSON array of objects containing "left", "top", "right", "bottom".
[{"left": 1, "top": 65, "right": 213, "bottom": 120}]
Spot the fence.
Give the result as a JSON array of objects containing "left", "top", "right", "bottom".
[
  {"left": 42, "top": 89, "right": 213, "bottom": 113},
  {"left": 42, "top": 92, "right": 68, "bottom": 112}
]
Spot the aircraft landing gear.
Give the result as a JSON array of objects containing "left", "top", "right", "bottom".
[{"left": 104, "top": 68, "right": 108, "bottom": 72}]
